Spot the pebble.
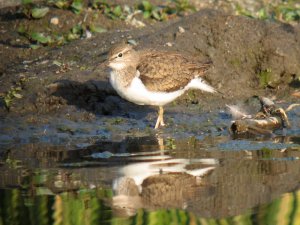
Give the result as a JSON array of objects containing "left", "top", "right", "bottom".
[
  {"left": 178, "top": 26, "right": 185, "bottom": 33},
  {"left": 86, "top": 30, "right": 92, "bottom": 39},
  {"left": 50, "top": 17, "right": 59, "bottom": 25}
]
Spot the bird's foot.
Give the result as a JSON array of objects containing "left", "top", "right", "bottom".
[
  {"left": 154, "top": 106, "right": 166, "bottom": 129},
  {"left": 154, "top": 118, "right": 166, "bottom": 129}
]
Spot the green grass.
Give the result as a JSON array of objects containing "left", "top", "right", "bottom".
[
  {"left": 235, "top": 1, "right": 300, "bottom": 23},
  {"left": 17, "top": 0, "right": 195, "bottom": 49}
]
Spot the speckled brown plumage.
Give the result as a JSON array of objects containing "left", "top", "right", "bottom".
[
  {"left": 137, "top": 50, "right": 212, "bottom": 92},
  {"left": 107, "top": 43, "right": 212, "bottom": 93},
  {"left": 113, "top": 65, "right": 137, "bottom": 87}
]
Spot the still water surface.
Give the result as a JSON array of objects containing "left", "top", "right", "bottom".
[{"left": 1, "top": 134, "right": 300, "bottom": 225}]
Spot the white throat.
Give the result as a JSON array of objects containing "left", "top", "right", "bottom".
[{"left": 108, "top": 62, "right": 127, "bottom": 70}]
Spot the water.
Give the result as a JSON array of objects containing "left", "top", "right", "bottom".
[
  {"left": 1, "top": 102, "right": 300, "bottom": 225},
  {"left": 1, "top": 134, "right": 300, "bottom": 225}
]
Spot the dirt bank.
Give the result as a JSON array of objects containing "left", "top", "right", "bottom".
[{"left": 1, "top": 7, "right": 300, "bottom": 121}]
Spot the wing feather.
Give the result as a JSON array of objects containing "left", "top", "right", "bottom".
[{"left": 137, "top": 51, "right": 211, "bottom": 92}]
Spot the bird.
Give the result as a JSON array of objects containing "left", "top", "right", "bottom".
[{"left": 106, "top": 42, "right": 217, "bottom": 129}]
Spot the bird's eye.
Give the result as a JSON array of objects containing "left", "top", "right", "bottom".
[{"left": 118, "top": 53, "right": 123, "bottom": 57}]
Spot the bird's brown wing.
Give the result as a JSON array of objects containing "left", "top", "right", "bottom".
[{"left": 137, "top": 51, "right": 211, "bottom": 92}]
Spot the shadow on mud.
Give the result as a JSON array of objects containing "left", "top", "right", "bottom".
[
  {"left": 50, "top": 79, "right": 155, "bottom": 118},
  {"left": 51, "top": 79, "right": 121, "bottom": 115}
]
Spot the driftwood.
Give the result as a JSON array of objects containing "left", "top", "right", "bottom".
[
  {"left": 231, "top": 117, "right": 283, "bottom": 135},
  {"left": 229, "top": 98, "right": 291, "bottom": 135}
]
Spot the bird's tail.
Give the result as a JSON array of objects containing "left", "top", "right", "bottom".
[{"left": 187, "top": 77, "right": 216, "bottom": 93}]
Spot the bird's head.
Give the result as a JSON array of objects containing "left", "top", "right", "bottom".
[{"left": 107, "top": 42, "right": 139, "bottom": 70}]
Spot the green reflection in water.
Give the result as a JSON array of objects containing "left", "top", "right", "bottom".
[
  {"left": 0, "top": 188, "right": 299, "bottom": 225},
  {"left": 0, "top": 188, "right": 113, "bottom": 225}
]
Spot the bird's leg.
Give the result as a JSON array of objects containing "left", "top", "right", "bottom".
[
  {"left": 159, "top": 106, "right": 165, "bottom": 127},
  {"left": 154, "top": 106, "right": 166, "bottom": 129}
]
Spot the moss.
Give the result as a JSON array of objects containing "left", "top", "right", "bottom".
[{"left": 258, "top": 68, "right": 272, "bottom": 88}]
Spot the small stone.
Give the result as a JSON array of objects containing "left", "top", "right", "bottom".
[
  {"left": 127, "top": 39, "right": 137, "bottom": 46},
  {"left": 50, "top": 17, "right": 59, "bottom": 25},
  {"left": 178, "top": 26, "right": 185, "bottom": 33},
  {"left": 166, "top": 42, "right": 173, "bottom": 47},
  {"left": 86, "top": 30, "right": 92, "bottom": 39}
]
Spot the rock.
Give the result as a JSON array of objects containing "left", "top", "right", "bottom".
[
  {"left": 178, "top": 26, "right": 185, "bottom": 33},
  {"left": 50, "top": 17, "right": 59, "bottom": 25}
]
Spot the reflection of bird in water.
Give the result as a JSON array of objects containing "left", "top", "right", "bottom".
[
  {"left": 114, "top": 158, "right": 216, "bottom": 188},
  {"left": 113, "top": 136, "right": 216, "bottom": 188},
  {"left": 113, "top": 177, "right": 142, "bottom": 217},
  {"left": 112, "top": 138, "right": 217, "bottom": 216},
  {"left": 94, "top": 136, "right": 217, "bottom": 216}
]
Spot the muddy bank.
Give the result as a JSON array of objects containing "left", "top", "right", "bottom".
[{"left": 1, "top": 9, "right": 300, "bottom": 124}]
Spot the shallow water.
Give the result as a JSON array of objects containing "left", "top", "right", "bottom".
[
  {"left": 1, "top": 133, "right": 300, "bottom": 225},
  {"left": 1, "top": 103, "right": 300, "bottom": 224}
]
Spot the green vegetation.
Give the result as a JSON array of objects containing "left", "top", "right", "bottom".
[
  {"left": 21, "top": 0, "right": 50, "bottom": 19},
  {"left": 91, "top": 0, "right": 195, "bottom": 21},
  {"left": 31, "top": 7, "right": 50, "bottom": 18},
  {"left": 17, "top": 0, "right": 300, "bottom": 50},
  {"left": 5, "top": 157, "right": 22, "bottom": 169},
  {"left": 0, "top": 77, "right": 26, "bottom": 110},
  {"left": 0, "top": 187, "right": 300, "bottom": 225},
  {"left": 138, "top": 1, "right": 169, "bottom": 21},
  {"left": 20, "top": 0, "right": 196, "bottom": 21},
  {"left": 165, "top": 137, "right": 176, "bottom": 149},
  {"left": 92, "top": 1, "right": 126, "bottom": 20},
  {"left": 258, "top": 68, "right": 272, "bottom": 88},
  {"left": 18, "top": 22, "right": 106, "bottom": 49},
  {"left": 137, "top": 0, "right": 195, "bottom": 21},
  {"left": 187, "top": 90, "right": 198, "bottom": 104},
  {"left": 17, "top": 0, "right": 195, "bottom": 49},
  {"left": 111, "top": 117, "right": 124, "bottom": 125},
  {"left": 235, "top": 1, "right": 300, "bottom": 23},
  {"left": 260, "top": 147, "right": 273, "bottom": 159},
  {"left": 2, "top": 87, "right": 23, "bottom": 109},
  {"left": 47, "top": 0, "right": 84, "bottom": 14}
]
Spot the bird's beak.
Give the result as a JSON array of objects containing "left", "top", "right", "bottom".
[
  {"left": 104, "top": 60, "right": 109, "bottom": 66},
  {"left": 97, "top": 50, "right": 110, "bottom": 67},
  {"left": 106, "top": 57, "right": 114, "bottom": 67},
  {"left": 92, "top": 58, "right": 110, "bottom": 72}
]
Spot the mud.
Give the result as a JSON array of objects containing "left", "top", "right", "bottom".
[{"left": 1, "top": 6, "right": 300, "bottom": 119}]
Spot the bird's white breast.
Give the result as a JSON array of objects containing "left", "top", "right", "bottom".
[{"left": 109, "top": 70, "right": 184, "bottom": 106}]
